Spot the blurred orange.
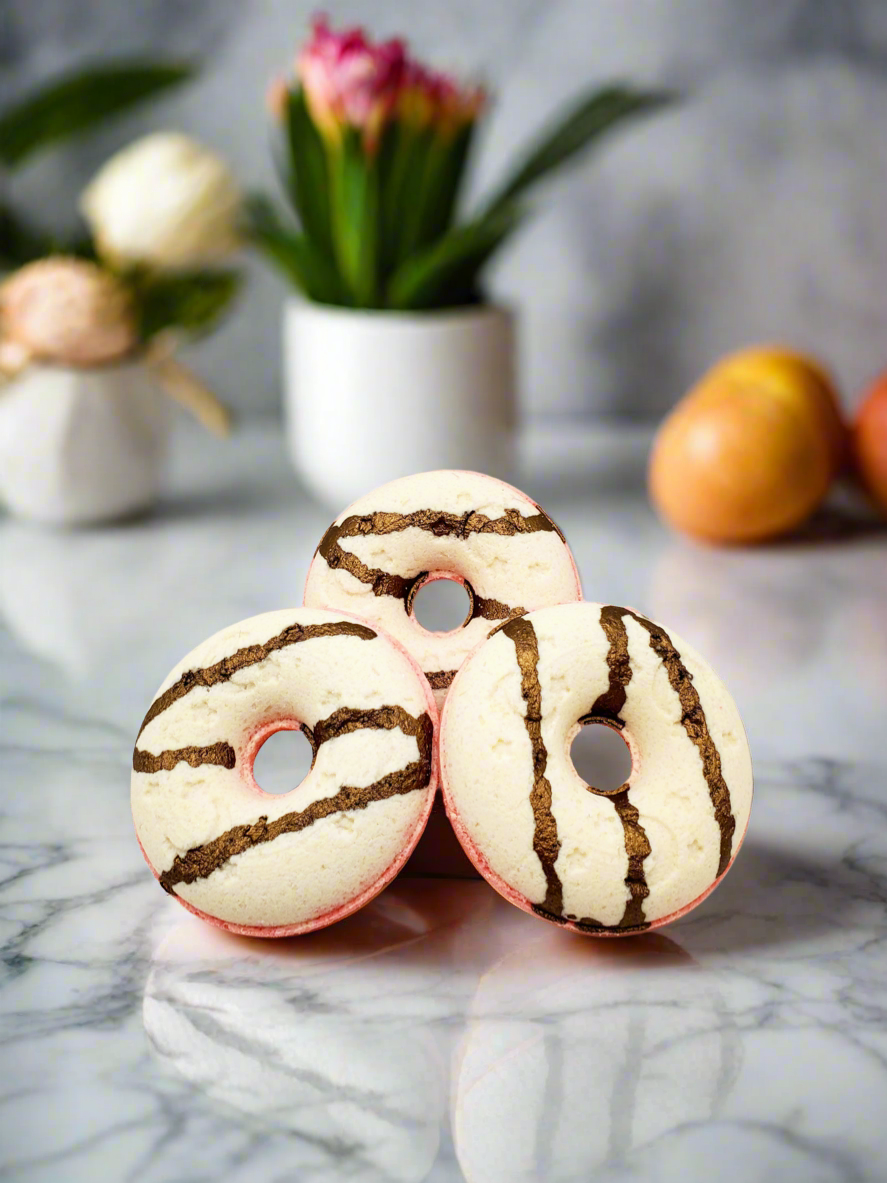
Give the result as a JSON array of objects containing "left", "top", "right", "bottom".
[
  {"left": 649, "top": 345, "right": 841, "bottom": 544},
  {"left": 649, "top": 387, "right": 832, "bottom": 544},
  {"left": 692, "top": 346, "right": 847, "bottom": 477},
  {"left": 853, "top": 373, "right": 887, "bottom": 515}
]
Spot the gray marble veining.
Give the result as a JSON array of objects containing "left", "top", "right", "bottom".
[{"left": 1, "top": 424, "right": 887, "bottom": 1181}]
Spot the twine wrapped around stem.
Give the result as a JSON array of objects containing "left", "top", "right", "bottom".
[{"left": 143, "top": 332, "right": 231, "bottom": 437}]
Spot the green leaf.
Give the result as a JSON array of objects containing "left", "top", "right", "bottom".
[
  {"left": 0, "top": 60, "right": 194, "bottom": 169},
  {"left": 246, "top": 194, "right": 343, "bottom": 304},
  {"left": 377, "top": 120, "right": 475, "bottom": 284},
  {"left": 386, "top": 204, "right": 521, "bottom": 311},
  {"left": 284, "top": 88, "right": 334, "bottom": 260},
  {"left": 483, "top": 86, "right": 674, "bottom": 219},
  {"left": 329, "top": 129, "right": 379, "bottom": 306},
  {"left": 0, "top": 204, "right": 55, "bottom": 268},
  {"left": 377, "top": 120, "right": 433, "bottom": 276},
  {"left": 413, "top": 122, "right": 475, "bottom": 251},
  {"left": 134, "top": 268, "right": 241, "bottom": 341},
  {"left": 0, "top": 204, "right": 96, "bottom": 268}
]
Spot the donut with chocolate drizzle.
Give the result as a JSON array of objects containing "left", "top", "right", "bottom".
[
  {"left": 304, "top": 471, "right": 583, "bottom": 710},
  {"left": 131, "top": 608, "right": 438, "bottom": 937},
  {"left": 440, "top": 601, "right": 753, "bottom": 935}
]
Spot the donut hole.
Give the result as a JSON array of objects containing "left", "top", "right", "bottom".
[
  {"left": 570, "top": 722, "right": 632, "bottom": 793},
  {"left": 411, "top": 577, "right": 472, "bottom": 633},
  {"left": 252, "top": 726, "right": 314, "bottom": 795}
]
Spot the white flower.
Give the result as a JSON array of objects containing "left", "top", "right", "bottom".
[{"left": 80, "top": 132, "right": 241, "bottom": 271}]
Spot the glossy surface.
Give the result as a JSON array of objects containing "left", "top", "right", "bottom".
[{"left": 2, "top": 423, "right": 887, "bottom": 1182}]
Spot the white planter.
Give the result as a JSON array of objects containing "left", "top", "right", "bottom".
[
  {"left": 283, "top": 300, "right": 516, "bottom": 506},
  {"left": 0, "top": 360, "right": 171, "bottom": 526}
]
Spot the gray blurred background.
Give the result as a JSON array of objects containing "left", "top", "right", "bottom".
[{"left": 3, "top": 0, "right": 887, "bottom": 423}]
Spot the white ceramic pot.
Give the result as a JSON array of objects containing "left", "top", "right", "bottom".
[
  {"left": 0, "top": 360, "right": 171, "bottom": 526},
  {"left": 283, "top": 300, "right": 515, "bottom": 506}
]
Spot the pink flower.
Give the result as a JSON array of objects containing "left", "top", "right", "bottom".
[
  {"left": 298, "top": 15, "right": 407, "bottom": 152},
  {"left": 295, "top": 15, "right": 484, "bottom": 151}
]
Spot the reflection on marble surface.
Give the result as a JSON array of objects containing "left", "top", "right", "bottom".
[
  {"left": 2, "top": 426, "right": 887, "bottom": 1181},
  {"left": 454, "top": 931, "right": 739, "bottom": 1182},
  {"left": 143, "top": 889, "right": 465, "bottom": 1183}
]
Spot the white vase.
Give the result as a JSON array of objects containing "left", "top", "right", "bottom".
[
  {"left": 0, "top": 360, "right": 171, "bottom": 526},
  {"left": 283, "top": 300, "right": 516, "bottom": 506}
]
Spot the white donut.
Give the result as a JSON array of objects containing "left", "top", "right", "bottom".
[
  {"left": 303, "top": 470, "right": 582, "bottom": 708},
  {"left": 132, "top": 608, "right": 438, "bottom": 936},
  {"left": 441, "top": 601, "right": 753, "bottom": 934}
]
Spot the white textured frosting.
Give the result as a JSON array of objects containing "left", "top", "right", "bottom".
[
  {"left": 132, "top": 608, "right": 436, "bottom": 931},
  {"left": 303, "top": 470, "right": 582, "bottom": 707},
  {"left": 441, "top": 601, "right": 753, "bottom": 929}
]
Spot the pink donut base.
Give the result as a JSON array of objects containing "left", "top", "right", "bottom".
[
  {"left": 439, "top": 664, "right": 751, "bottom": 938},
  {"left": 136, "top": 609, "right": 439, "bottom": 938}
]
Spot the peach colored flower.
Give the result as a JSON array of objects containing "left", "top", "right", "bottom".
[{"left": 0, "top": 258, "right": 136, "bottom": 368}]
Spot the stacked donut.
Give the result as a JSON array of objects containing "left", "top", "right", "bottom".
[{"left": 132, "top": 471, "right": 753, "bottom": 937}]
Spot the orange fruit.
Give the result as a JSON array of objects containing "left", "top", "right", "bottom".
[
  {"left": 649, "top": 383, "right": 833, "bottom": 544},
  {"left": 853, "top": 372, "right": 887, "bottom": 514},
  {"left": 691, "top": 346, "right": 848, "bottom": 477}
]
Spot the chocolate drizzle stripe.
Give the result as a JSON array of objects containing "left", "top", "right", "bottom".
[
  {"left": 618, "top": 607, "right": 736, "bottom": 877},
  {"left": 590, "top": 604, "right": 634, "bottom": 722},
  {"left": 318, "top": 507, "right": 558, "bottom": 610},
  {"left": 534, "top": 906, "right": 650, "bottom": 934},
  {"left": 532, "top": 904, "right": 569, "bottom": 925},
  {"left": 586, "top": 606, "right": 652, "bottom": 930},
  {"left": 134, "top": 705, "right": 422, "bottom": 778},
  {"left": 157, "top": 710, "right": 434, "bottom": 893},
  {"left": 573, "top": 916, "right": 652, "bottom": 935},
  {"left": 137, "top": 620, "right": 376, "bottom": 739},
  {"left": 309, "top": 704, "right": 430, "bottom": 749},
  {"left": 501, "top": 616, "right": 562, "bottom": 916},
  {"left": 471, "top": 593, "right": 525, "bottom": 623},
  {"left": 426, "top": 670, "right": 458, "bottom": 690},
  {"left": 488, "top": 613, "right": 528, "bottom": 638},
  {"left": 132, "top": 741, "right": 236, "bottom": 774},
  {"left": 608, "top": 789, "right": 651, "bottom": 928}
]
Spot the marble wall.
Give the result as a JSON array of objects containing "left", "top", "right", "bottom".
[{"left": 4, "top": 0, "right": 887, "bottom": 420}]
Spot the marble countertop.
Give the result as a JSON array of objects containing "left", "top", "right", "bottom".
[{"left": 2, "top": 422, "right": 887, "bottom": 1183}]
